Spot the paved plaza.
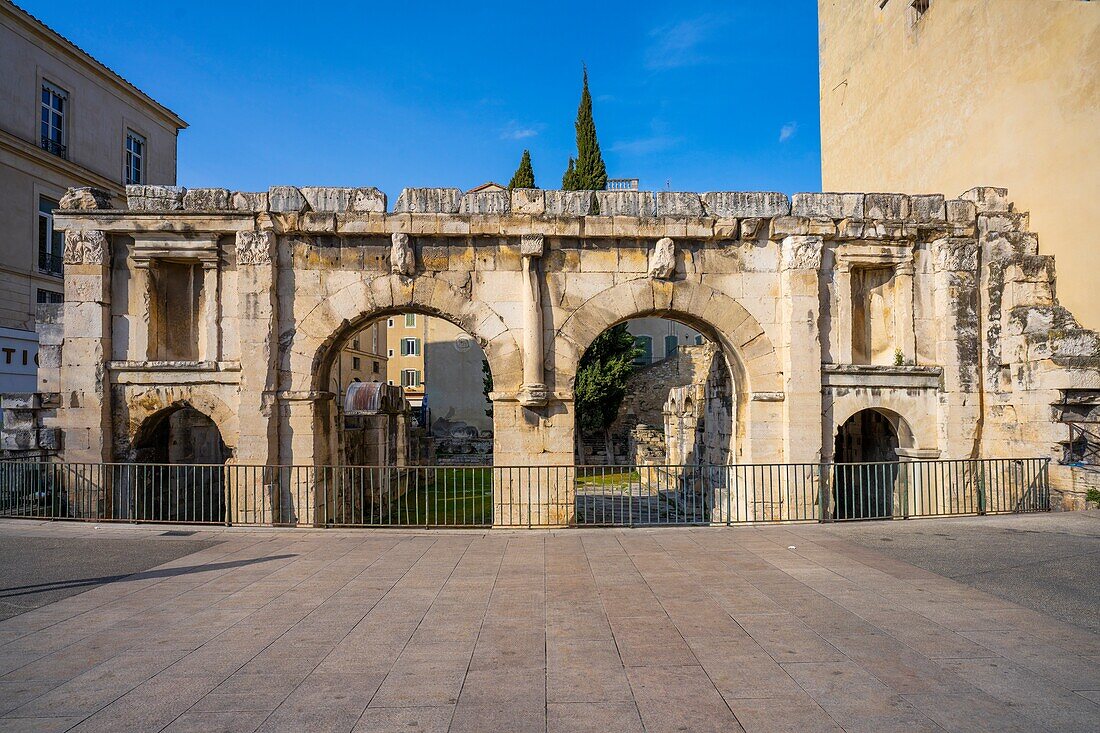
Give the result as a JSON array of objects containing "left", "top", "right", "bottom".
[{"left": 0, "top": 516, "right": 1096, "bottom": 732}]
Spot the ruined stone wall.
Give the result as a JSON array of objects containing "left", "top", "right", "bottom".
[
  {"left": 609, "top": 344, "right": 717, "bottom": 455},
  {"left": 43, "top": 182, "right": 1100, "bottom": 521}
]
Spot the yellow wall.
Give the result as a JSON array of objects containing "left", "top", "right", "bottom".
[{"left": 819, "top": 0, "right": 1100, "bottom": 327}]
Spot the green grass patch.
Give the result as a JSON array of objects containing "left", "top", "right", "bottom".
[
  {"left": 575, "top": 469, "right": 642, "bottom": 487},
  {"left": 390, "top": 468, "right": 493, "bottom": 526}
]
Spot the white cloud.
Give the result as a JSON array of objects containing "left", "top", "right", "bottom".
[
  {"left": 645, "top": 14, "right": 728, "bottom": 70},
  {"left": 611, "top": 135, "right": 681, "bottom": 155},
  {"left": 779, "top": 122, "right": 798, "bottom": 142},
  {"left": 500, "top": 121, "right": 543, "bottom": 140}
]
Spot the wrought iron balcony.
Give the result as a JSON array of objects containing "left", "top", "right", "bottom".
[
  {"left": 38, "top": 251, "right": 64, "bottom": 277},
  {"left": 40, "top": 136, "right": 67, "bottom": 159}
]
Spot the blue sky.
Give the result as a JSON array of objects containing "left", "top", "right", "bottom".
[{"left": 23, "top": 0, "right": 822, "bottom": 197}]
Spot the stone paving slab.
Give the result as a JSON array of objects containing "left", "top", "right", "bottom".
[{"left": 0, "top": 517, "right": 1095, "bottom": 732}]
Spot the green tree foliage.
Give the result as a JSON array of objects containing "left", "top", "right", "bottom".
[
  {"left": 508, "top": 149, "right": 536, "bottom": 190},
  {"left": 482, "top": 358, "right": 493, "bottom": 418},
  {"left": 561, "top": 157, "right": 577, "bottom": 189},
  {"left": 575, "top": 324, "right": 641, "bottom": 438},
  {"left": 562, "top": 68, "right": 607, "bottom": 192}
]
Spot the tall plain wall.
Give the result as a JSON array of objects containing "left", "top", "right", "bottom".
[{"left": 818, "top": 0, "right": 1100, "bottom": 327}]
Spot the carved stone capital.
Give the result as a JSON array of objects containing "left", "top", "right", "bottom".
[
  {"left": 391, "top": 232, "right": 415, "bottom": 276},
  {"left": 59, "top": 187, "right": 112, "bottom": 211},
  {"left": 648, "top": 237, "right": 676, "bottom": 280},
  {"left": 63, "top": 229, "right": 109, "bottom": 266},
  {"left": 235, "top": 230, "right": 275, "bottom": 266},
  {"left": 517, "top": 383, "right": 549, "bottom": 408},
  {"left": 780, "top": 235, "right": 823, "bottom": 271},
  {"left": 519, "top": 233, "right": 545, "bottom": 258}
]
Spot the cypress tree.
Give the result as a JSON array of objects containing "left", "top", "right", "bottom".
[
  {"left": 563, "top": 67, "right": 608, "bottom": 192},
  {"left": 561, "top": 157, "right": 577, "bottom": 189},
  {"left": 508, "top": 149, "right": 536, "bottom": 190}
]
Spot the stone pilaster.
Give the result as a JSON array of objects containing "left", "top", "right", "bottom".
[
  {"left": 931, "top": 237, "right": 981, "bottom": 460},
  {"left": 234, "top": 231, "right": 279, "bottom": 467},
  {"left": 779, "top": 235, "right": 824, "bottom": 464},
  {"left": 58, "top": 230, "right": 112, "bottom": 463},
  {"left": 833, "top": 261, "right": 853, "bottom": 364},
  {"left": 895, "top": 260, "right": 917, "bottom": 364}
]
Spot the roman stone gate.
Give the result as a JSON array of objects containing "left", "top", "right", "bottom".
[{"left": 46, "top": 184, "right": 1100, "bottom": 523}]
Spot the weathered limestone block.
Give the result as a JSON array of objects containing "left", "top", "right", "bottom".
[
  {"left": 391, "top": 232, "right": 415, "bottom": 276},
  {"left": 300, "top": 187, "right": 356, "bottom": 212},
  {"left": 594, "top": 191, "right": 656, "bottom": 217},
  {"left": 960, "top": 186, "right": 1011, "bottom": 213},
  {"left": 655, "top": 192, "right": 705, "bottom": 217},
  {"left": 946, "top": 199, "right": 977, "bottom": 224},
  {"left": 791, "top": 192, "right": 864, "bottom": 219},
  {"left": 780, "top": 235, "right": 823, "bottom": 271},
  {"left": 235, "top": 230, "right": 275, "bottom": 265},
  {"left": 232, "top": 191, "right": 269, "bottom": 212},
  {"left": 461, "top": 189, "right": 511, "bottom": 214},
  {"left": 352, "top": 187, "right": 387, "bottom": 212},
  {"left": 865, "top": 193, "right": 910, "bottom": 220},
  {"left": 979, "top": 212, "right": 1030, "bottom": 235},
  {"left": 59, "top": 187, "right": 112, "bottom": 210},
  {"left": 931, "top": 238, "right": 979, "bottom": 272},
  {"left": 544, "top": 190, "right": 594, "bottom": 216},
  {"left": 126, "top": 185, "right": 185, "bottom": 212},
  {"left": 394, "top": 188, "right": 462, "bottom": 214},
  {"left": 702, "top": 191, "right": 790, "bottom": 218},
  {"left": 740, "top": 218, "right": 763, "bottom": 240},
  {"left": 769, "top": 216, "right": 809, "bottom": 239},
  {"left": 909, "top": 194, "right": 946, "bottom": 222},
  {"left": 268, "top": 186, "right": 310, "bottom": 213},
  {"left": 519, "top": 233, "right": 544, "bottom": 258},
  {"left": 984, "top": 231, "right": 1040, "bottom": 260},
  {"left": 183, "top": 188, "right": 231, "bottom": 211},
  {"left": 63, "top": 230, "right": 109, "bottom": 265},
  {"left": 511, "top": 188, "right": 545, "bottom": 215},
  {"left": 648, "top": 237, "right": 676, "bottom": 279}
]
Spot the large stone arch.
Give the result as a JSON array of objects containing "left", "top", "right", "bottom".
[
  {"left": 283, "top": 273, "right": 522, "bottom": 466},
  {"left": 286, "top": 273, "right": 522, "bottom": 395},
  {"left": 115, "top": 385, "right": 239, "bottom": 461},
  {"left": 552, "top": 277, "right": 784, "bottom": 463}
]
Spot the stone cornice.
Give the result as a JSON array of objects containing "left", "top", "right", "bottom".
[{"left": 50, "top": 209, "right": 976, "bottom": 243}]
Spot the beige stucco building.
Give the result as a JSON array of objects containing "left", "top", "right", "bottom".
[
  {"left": 0, "top": 0, "right": 185, "bottom": 391},
  {"left": 818, "top": 0, "right": 1100, "bottom": 327},
  {"left": 333, "top": 320, "right": 386, "bottom": 394}
]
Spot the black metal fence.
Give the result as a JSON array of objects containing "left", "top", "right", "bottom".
[{"left": 0, "top": 458, "right": 1049, "bottom": 528}]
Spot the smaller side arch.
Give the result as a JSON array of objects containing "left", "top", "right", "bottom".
[{"left": 115, "top": 386, "right": 239, "bottom": 461}]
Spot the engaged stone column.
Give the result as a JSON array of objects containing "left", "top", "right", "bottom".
[
  {"left": 58, "top": 230, "right": 113, "bottom": 515},
  {"left": 779, "top": 235, "right": 824, "bottom": 465},
  {"left": 517, "top": 233, "right": 548, "bottom": 407},
  {"left": 895, "top": 260, "right": 916, "bottom": 364},
  {"left": 199, "top": 262, "right": 220, "bottom": 362}
]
